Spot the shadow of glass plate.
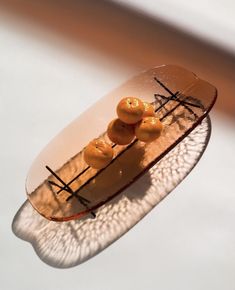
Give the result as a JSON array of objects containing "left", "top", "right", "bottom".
[{"left": 12, "top": 116, "right": 211, "bottom": 268}]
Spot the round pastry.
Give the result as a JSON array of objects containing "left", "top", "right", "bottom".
[
  {"left": 142, "top": 102, "right": 155, "bottom": 117},
  {"left": 84, "top": 138, "right": 113, "bottom": 169},
  {"left": 116, "top": 97, "right": 144, "bottom": 124},
  {"left": 107, "top": 118, "right": 135, "bottom": 145},
  {"left": 135, "top": 116, "right": 163, "bottom": 143}
]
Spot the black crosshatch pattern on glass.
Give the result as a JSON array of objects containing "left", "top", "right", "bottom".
[{"left": 45, "top": 77, "right": 203, "bottom": 219}]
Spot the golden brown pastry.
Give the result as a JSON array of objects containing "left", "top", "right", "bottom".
[
  {"left": 84, "top": 139, "right": 113, "bottom": 169},
  {"left": 116, "top": 97, "right": 144, "bottom": 124},
  {"left": 135, "top": 116, "right": 163, "bottom": 143},
  {"left": 107, "top": 118, "right": 135, "bottom": 145},
  {"left": 142, "top": 102, "right": 155, "bottom": 117}
]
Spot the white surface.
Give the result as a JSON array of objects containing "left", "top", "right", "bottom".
[
  {"left": 115, "top": 0, "right": 235, "bottom": 54},
  {"left": 1, "top": 7, "right": 235, "bottom": 290}
]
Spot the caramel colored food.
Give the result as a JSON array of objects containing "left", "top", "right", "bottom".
[
  {"left": 83, "top": 139, "right": 113, "bottom": 169},
  {"left": 117, "top": 97, "right": 144, "bottom": 124},
  {"left": 135, "top": 116, "right": 163, "bottom": 142},
  {"left": 143, "top": 102, "right": 155, "bottom": 117},
  {"left": 107, "top": 118, "right": 135, "bottom": 145}
]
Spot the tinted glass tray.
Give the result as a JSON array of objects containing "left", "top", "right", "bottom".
[{"left": 26, "top": 65, "right": 217, "bottom": 221}]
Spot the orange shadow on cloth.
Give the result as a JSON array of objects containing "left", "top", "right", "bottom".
[{"left": 0, "top": 0, "right": 234, "bottom": 119}]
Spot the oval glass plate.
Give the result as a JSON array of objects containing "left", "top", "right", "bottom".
[{"left": 26, "top": 65, "right": 217, "bottom": 221}]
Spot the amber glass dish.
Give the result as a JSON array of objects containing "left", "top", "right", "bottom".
[{"left": 26, "top": 65, "right": 217, "bottom": 221}]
